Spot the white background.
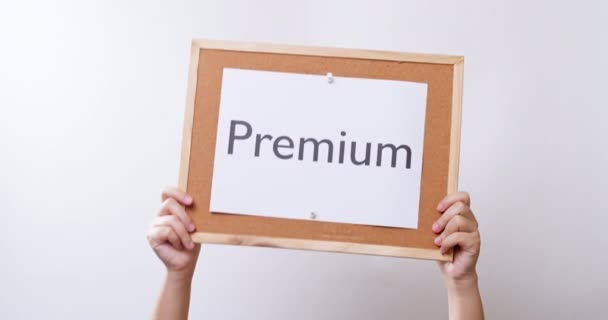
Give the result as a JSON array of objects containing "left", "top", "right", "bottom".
[
  {"left": 1, "top": 1, "right": 606, "bottom": 319},
  {"left": 211, "top": 69, "right": 427, "bottom": 229}
]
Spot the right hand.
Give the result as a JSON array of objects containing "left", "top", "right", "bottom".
[{"left": 147, "top": 187, "right": 200, "bottom": 275}]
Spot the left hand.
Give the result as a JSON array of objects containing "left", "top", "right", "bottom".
[
  {"left": 147, "top": 187, "right": 200, "bottom": 276},
  {"left": 432, "top": 192, "right": 481, "bottom": 286}
]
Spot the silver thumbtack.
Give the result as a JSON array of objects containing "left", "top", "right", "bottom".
[
  {"left": 310, "top": 211, "right": 317, "bottom": 220},
  {"left": 327, "top": 72, "right": 334, "bottom": 84}
]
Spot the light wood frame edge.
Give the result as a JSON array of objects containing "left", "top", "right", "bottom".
[
  {"left": 192, "top": 232, "right": 452, "bottom": 261},
  {"left": 193, "top": 39, "right": 463, "bottom": 65},
  {"left": 179, "top": 40, "right": 463, "bottom": 261},
  {"left": 177, "top": 41, "right": 201, "bottom": 190},
  {"left": 447, "top": 61, "right": 464, "bottom": 194}
]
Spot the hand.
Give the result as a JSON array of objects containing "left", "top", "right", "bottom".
[
  {"left": 432, "top": 192, "right": 481, "bottom": 287},
  {"left": 147, "top": 187, "right": 200, "bottom": 277}
]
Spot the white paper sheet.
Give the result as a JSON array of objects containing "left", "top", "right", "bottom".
[{"left": 209, "top": 68, "right": 428, "bottom": 229}]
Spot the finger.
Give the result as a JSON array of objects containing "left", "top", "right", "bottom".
[
  {"left": 434, "top": 215, "right": 477, "bottom": 246},
  {"left": 432, "top": 201, "right": 475, "bottom": 233},
  {"left": 439, "top": 231, "right": 480, "bottom": 254},
  {"left": 158, "top": 198, "right": 196, "bottom": 232},
  {"left": 154, "top": 215, "right": 194, "bottom": 250},
  {"left": 436, "top": 192, "right": 470, "bottom": 212},
  {"left": 147, "top": 225, "right": 183, "bottom": 250},
  {"left": 161, "top": 186, "right": 193, "bottom": 206},
  {"left": 166, "top": 228, "right": 183, "bottom": 250}
]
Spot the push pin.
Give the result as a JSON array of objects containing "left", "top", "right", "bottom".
[
  {"left": 310, "top": 211, "right": 317, "bottom": 220},
  {"left": 326, "top": 72, "right": 334, "bottom": 84}
]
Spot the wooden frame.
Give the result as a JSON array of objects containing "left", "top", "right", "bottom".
[{"left": 179, "top": 39, "right": 464, "bottom": 261}]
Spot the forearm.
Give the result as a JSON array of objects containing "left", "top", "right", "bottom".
[
  {"left": 152, "top": 271, "right": 194, "bottom": 320},
  {"left": 446, "top": 275, "right": 484, "bottom": 320}
]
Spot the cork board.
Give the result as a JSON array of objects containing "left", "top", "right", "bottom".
[{"left": 178, "top": 40, "right": 464, "bottom": 261}]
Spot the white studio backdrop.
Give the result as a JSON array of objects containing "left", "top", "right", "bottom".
[{"left": 0, "top": 1, "right": 606, "bottom": 319}]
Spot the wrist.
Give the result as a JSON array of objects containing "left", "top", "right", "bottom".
[
  {"left": 445, "top": 272, "right": 479, "bottom": 293},
  {"left": 445, "top": 273, "right": 484, "bottom": 320},
  {"left": 166, "top": 269, "right": 195, "bottom": 286}
]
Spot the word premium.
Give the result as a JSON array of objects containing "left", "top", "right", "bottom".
[{"left": 226, "top": 120, "right": 413, "bottom": 169}]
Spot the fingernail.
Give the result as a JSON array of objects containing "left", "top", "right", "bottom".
[
  {"left": 188, "top": 242, "right": 194, "bottom": 250},
  {"left": 188, "top": 223, "right": 196, "bottom": 232},
  {"left": 434, "top": 236, "right": 442, "bottom": 246},
  {"left": 432, "top": 223, "right": 440, "bottom": 233},
  {"left": 436, "top": 203, "right": 444, "bottom": 211},
  {"left": 184, "top": 195, "right": 193, "bottom": 204}
]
